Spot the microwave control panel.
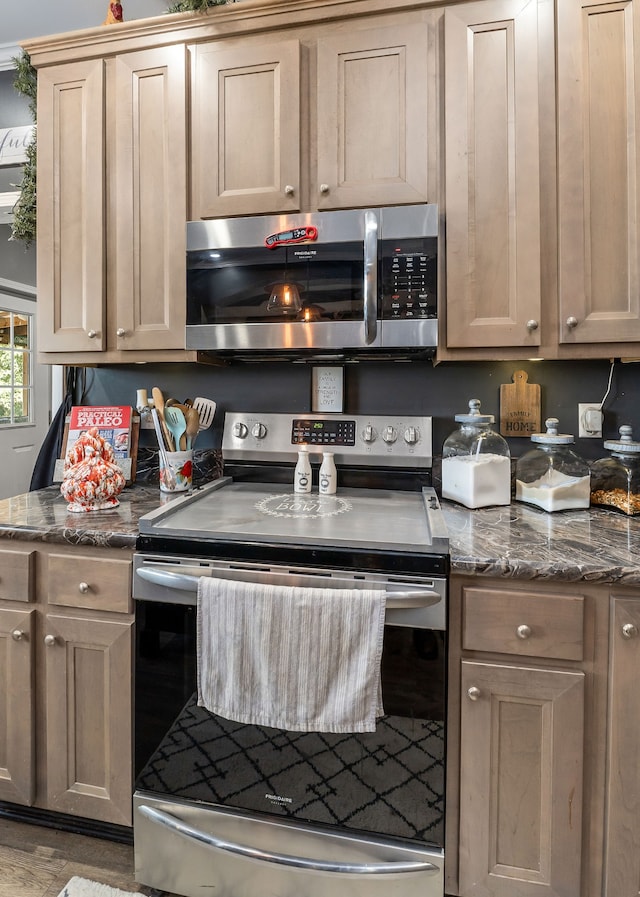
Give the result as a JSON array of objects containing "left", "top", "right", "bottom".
[{"left": 380, "top": 236, "right": 437, "bottom": 320}]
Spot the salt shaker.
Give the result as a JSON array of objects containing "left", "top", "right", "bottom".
[
  {"left": 319, "top": 452, "right": 337, "bottom": 494},
  {"left": 294, "top": 448, "right": 312, "bottom": 493}
]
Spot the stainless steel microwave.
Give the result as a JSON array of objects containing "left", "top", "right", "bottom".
[{"left": 186, "top": 205, "right": 438, "bottom": 359}]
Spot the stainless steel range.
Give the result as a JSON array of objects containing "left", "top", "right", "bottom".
[{"left": 133, "top": 412, "right": 449, "bottom": 897}]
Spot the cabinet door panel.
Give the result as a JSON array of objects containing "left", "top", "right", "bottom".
[
  {"left": 317, "top": 25, "right": 429, "bottom": 209},
  {"left": 605, "top": 598, "right": 640, "bottom": 896},
  {"left": 44, "top": 614, "right": 132, "bottom": 826},
  {"left": 558, "top": 0, "right": 640, "bottom": 343},
  {"left": 0, "top": 607, "right": 35, "bottom": 805},
  {"left": 37, "top": 60, "right": 105, "bottom": 352},
  {"left": 445, "top": 0, "right": 541, "bottom": 348},
  {"left": 191, "top": 40, "right": 301, "bottom": 218},
  {"left": 459, "top": 661, "right": 583, "bottom": 897},
  {"left": 112, "top": 46, "right": 187, "bottom": 350}
]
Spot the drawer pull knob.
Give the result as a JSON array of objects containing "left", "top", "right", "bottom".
[
  {"left": 566, "top": 315, "right": 579, "bottom": 329},
  {"left": 517, "top": 624, "right": 532, "bottom": 639},
  {"left": 11, "top": 629, "right": 25, "bottom": 641},
  {"left": 87, "top": 329, "right": 97, "bottom": 339},
  {"left": 78, "top": 582, "right": 90, "bottom": 594},
  {"left": 44, "top": 634, "right": 56, "bottom": 647},
  {"left": 526, "top": 319, "right": 539, "bottom": 332},
  {"left": 116, "top": 328, "right": 126, "bottom": 338},
  {"left": 467, "top": 686, "right": 481, "bottom": 701},
  {"left": 320, "top": 183, "right": 330, "bottom": 194},
  {"left": 284, "top": 185, "right": 295, "bottom": 196},
  {"left": 622, "top": 623, "right": 638, "bottom": 639}
]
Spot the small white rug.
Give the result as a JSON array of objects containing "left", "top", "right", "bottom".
[{"left": 56, "top": 877, "right": 141, "bottom": 897}]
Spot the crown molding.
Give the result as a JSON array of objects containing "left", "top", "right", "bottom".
[{"left": 0, "top": 43, "right": 19, "bottom": 72}]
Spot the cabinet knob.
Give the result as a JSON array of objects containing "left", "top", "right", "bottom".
[
  {"left": 116, "top": 328, "right": 126, "bottom": 338},
  {"left": 320, "top": 183, "right": 330, "bottom": 194},
  {"left": 516, "top": 624, "right": 532, "bottom": 639},
  {"left": 87, "top": 330, "right": 97, "bottom": 339},
  {"left": 622, "top": 623, "right": 638, "bottom": 639},
  {"left": 526, "top": 319, "right": 539, "bottom": 332},
  {"left": 78, "top": 581, "right": 90, "bottom": 594},
  {"left": 11, "top": 629, "right": 25, "bottom": 641},
  {"left": 566, "top": 316, "right": 579, "bottom": 329},
  {"left": 467, "top": 686, "right": 481, "bottom": 701},
  {"left": 44, "top": 634, "right": 56, "bottom": 647},
  {"left": 284, "top": 185, "right": 295, "bottom": 196}
]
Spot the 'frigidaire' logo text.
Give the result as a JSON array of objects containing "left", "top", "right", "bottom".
[{"left": 265, "top": 793, "right": 293, "bottom": 804}]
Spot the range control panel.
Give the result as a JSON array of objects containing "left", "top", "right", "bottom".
[{"left": 222, "top": 413, "right": 433, "bottom": 467}]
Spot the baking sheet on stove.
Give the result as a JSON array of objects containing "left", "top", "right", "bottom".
[{"left": 142, "top": 482, "right": 436, "bottom": 552}]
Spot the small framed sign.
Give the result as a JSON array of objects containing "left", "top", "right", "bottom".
[{"left": 0, "top": 125, "right": 35, "bottom": 167}]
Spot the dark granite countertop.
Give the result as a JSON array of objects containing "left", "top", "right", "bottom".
[
  {"left": 0, "top": 483, "right": 638, "bottom": 585},
  {"left": 443, "top": 500, "right": 640, "bottom": 585},
  {"left": 0, "top": 484, "right": 167, "bottom": 550}
]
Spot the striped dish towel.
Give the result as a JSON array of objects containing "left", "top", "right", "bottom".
[{"left": 197, "top": 577, "right": 386, "bottom": 733}]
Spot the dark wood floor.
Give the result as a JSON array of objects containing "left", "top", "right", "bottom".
[{"left": 0, "top": 818, "right": 155, "bottom": 897}]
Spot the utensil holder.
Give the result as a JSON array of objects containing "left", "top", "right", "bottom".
[{"left": 159, "top": 450, "right": 193, "bottom": 493}]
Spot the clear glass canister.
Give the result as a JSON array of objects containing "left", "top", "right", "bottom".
[
  {"left": 590, "top": 425, "right": 640, "bottom": 516},
  {"left": 515, "top": 417, "right": 590, "bottom": 512},
  {"left": 441, "top": 398, "right": 511, "bottom": 508}
]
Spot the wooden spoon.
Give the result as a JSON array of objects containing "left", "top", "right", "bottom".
[{"left": 185, "top": 406, "right": 200, "bottom": 450}]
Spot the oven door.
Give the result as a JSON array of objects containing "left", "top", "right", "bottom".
[{"left": 133, "top": 555, "right": 446, "bottom": 897}]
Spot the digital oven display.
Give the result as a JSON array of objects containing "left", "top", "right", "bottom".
[{"left": 292, "top": 419, "right": 356, "bottom": 446}]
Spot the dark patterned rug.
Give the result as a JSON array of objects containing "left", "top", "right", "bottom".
[{"left": 137, "top": 693, "right": 444, "bottom": 846}]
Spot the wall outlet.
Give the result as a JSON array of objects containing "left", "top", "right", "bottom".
[{"left": 578, "top": 403, "right": 603, "bottom": 438}]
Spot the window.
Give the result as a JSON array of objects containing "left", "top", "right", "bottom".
[{"left": 0, "top": 307, "right": 33, "bottom": 425}]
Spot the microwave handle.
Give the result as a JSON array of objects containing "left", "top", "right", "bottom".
[{"left": 363, "top": 210, "right": 378, "bottom": 345}]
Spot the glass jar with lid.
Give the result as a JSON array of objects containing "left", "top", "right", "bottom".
[
  {"left": 515, "top": 418, "right": 590, "bottom": 512},
  {"left": 441, "top": 398, "right": 511, "bottom": 508},
  {"left": 590, "top": 425, "right": 640, "bottom": 516}
]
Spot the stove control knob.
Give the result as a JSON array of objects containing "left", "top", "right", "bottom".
[
  {"left": 251, "top": 423, "right": 267, "bottom": 439},
  {"left": 382, "top": 426, "right": 398, "bottom": 444},
  {"left": 361, "top": 425, "right": 376, "bottom": 444},
  {"left": 404, "top": 426, "right": 419, "bottom": 445},
  {"left": 233, "top": 422, "right": 248, "bottom": 439}
]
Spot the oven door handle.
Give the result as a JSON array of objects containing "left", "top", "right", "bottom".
[
  {"left": 138, "top": 804, "right": 438, "bottom": 875},
  {"left": 135, "top": 566, "right": 442, "bottom": 609}
]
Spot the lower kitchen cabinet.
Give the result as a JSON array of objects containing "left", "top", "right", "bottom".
[
  {"left": 446, "top": 575, "right": 610, "bottom": 897},
  {"left": 603, "top": 594, "right": 640, "bottom": 897},
  {"left": 0, "top": 543, "right": 133, "bottom": 827}
]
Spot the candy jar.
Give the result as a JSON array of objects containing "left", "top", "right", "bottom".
[
  {"left": 515, "top": 418, "right": 590, "bottom": 512},
  {"left": 61, "top": 427, "right": 126, "bottom": 512},
  {"left": 441, "top": 398, "right": 511, "bottom": 508},
  {"left": 590, "top": 425, "right": 640, "bottom": 515}
]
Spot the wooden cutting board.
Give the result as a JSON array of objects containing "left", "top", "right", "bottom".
[{"left": 500, "top": 370, "right": 541, "bottom": 437}]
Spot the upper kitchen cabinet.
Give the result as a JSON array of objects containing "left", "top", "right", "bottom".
[
  {"left": 35, "top": 45, "right": 189, "bottom": 360},
  {"left": 557, "top": 0, "right": 640, "bottom": 346},
  {"left": 315, "top": 24, "right": 429, "bottom": 210},
  {"left": 190, "top": 39, "right": 301, "bottom": 218},
  {"left": 190, "top": 21, "right": 430, "bottom": 219},
  {"left": 443, "top": 0, "right": 543, "bottom": 350}
]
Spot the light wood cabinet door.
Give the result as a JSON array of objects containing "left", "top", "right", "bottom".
[
  {"left": 604, "top": 597, "right": 640, "bottom": 896},
  {"left": 444, "top": 0, "right": 542, "bottom": 349},
  {"left": 43, "top": 613, "right": 133, "bottom": 827},
  {"left": 0, "top": 607, "right": 35, "bottom": 806},
  {"left": 459, "top": 660, "right": 584, "bottom": 897},
  {"left": 37, "top": 59, "right": 105, "bottom": 353},
  {"left": 557, "top": 0, "right": 640, "bottom": 345},
  {"left": 316, "top": 24, "right": 429, "bottom": 210},
  {"left": 110, "top": 45, "right": 187, "bottom": 351},
  {"left": 191, "top": 39, "right": 301, "bottom": 218}
]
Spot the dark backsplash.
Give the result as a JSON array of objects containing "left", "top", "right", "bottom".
[{"left": 83, "top": 358, "right": 639, "bottom": 463}]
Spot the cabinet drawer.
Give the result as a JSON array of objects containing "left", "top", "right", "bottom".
[
  {"left": 0, "top": 549, "right": 34, "bottom": 602},
  {"left": 48, "top": 553, "right": 131, "bottom": 614},
  {"left": 462, "top": 586, "right": 584, "bottom": 660}
]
